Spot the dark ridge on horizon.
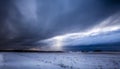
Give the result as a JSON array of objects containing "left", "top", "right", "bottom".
[{"left": 0, "top": 50, "right": 64, "bottom": 53}]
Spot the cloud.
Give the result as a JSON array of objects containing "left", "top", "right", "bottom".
[
  {"left": 41, "top": 12, "right": 120, "bottom": 49},
  {"left": 0, "top": 0, "right": 120, "bottom": 50}
]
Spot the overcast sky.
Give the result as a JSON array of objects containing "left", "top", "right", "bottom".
[{"left": 0, "top": 0, "right": 120, "bottom": 50}]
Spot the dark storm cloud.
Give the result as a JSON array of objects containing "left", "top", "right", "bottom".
[
  {"left": 37, "top": 0, "right": 120, "bottom": 35},
  {"left": 0, "top": 0, "right": 120, "bottom": 49}
]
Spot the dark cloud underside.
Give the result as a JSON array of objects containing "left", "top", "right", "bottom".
[{"left": 0, "top": 0, "right": 120, "bottom": 49}]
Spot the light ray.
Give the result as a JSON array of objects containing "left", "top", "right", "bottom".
[{"left": 41, "top": 25, "right": 120, "bottom": 50}]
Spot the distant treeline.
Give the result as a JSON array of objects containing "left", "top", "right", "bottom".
[{"left": 0, "top": 50, "right": 64, "bottom": 53}]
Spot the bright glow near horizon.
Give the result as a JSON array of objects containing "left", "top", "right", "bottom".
[
  {"left": 41, "top": 12, "right": 120, "bottom": 50},
  {"left": 41, "top": 25, "right": 120, "bottom": 50}
]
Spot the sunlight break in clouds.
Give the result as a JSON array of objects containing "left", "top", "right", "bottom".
[
  {"left": 40, "top": 13, "right": 120, "bottom": 50},
  {"left": 41, "top": 25, "right": 120, "bottom": 49}
]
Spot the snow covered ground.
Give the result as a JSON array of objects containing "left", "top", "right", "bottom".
[
  {"left": 0, "top": 52, "right": 120, "bottom": 69},
  {"left": 0, "top": 54, "right": 3, "bottom": 69}
]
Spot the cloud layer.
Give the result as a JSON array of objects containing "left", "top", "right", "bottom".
[{"left": 0, "top": 0, "right": 120, "bottom": 50}]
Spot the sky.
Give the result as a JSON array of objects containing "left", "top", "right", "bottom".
[{"left": 0, "top": 0, "right": 120, "bottom": 51}]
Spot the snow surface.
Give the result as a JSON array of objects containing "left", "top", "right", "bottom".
[{"left": 0, "top": 52, "right": 120, "bottom": 69}]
